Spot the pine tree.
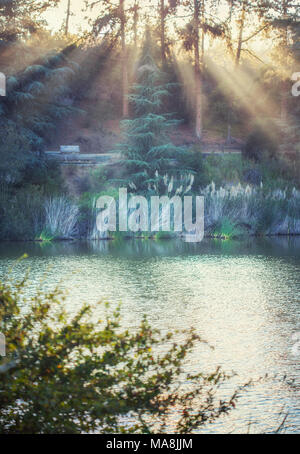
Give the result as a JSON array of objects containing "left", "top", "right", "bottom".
[
  {"left": 0, "top": 46, "right": 81, "bottom": 157},
  {"left": 118, "top": 31, "right": 187, "bottom": 193}
]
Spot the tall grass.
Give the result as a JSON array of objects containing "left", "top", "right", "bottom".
[
  {"left": 43, "top": 197, "right": 79, "bottom": 239},
  {"left": 0, "top": 189, "right": 79, "bottom": 241},
  {"left": 86, "top": 196, "right": 112, "bottom": 240},
  {"left": 203, "top": 182, "right": 300, "bottom": 236},
  {"left": 0, "top": 182, "right": 299, "bottom": 241}
]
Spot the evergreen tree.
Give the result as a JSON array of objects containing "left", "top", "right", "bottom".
[
  {"left": 0, "top": 42, "right": 83, "bottom": 190},
  {"left": 0, "top": 47, "right": 80, "bottom": 154},
  {"left": 118, "top": 31, "right": 188, "bottom": 193}
]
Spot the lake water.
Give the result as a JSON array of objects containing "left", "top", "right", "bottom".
[{"left": 0, "top": 237, "right": 299, "bottom": 433}]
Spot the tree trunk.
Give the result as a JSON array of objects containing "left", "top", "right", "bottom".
[
  {"left": 133, "top": 0, "right": 139, "bottom": 50},
  {"left": 65, "top": 0, "right": 71, "bottom": 37},
  {"left": 120, "top": 0, "right": 129, "bottom": 118},
  {"left": 226, "top": 1, "right": 246, "bottom": 145},
  {"left": 235, "top": 1, "right": 246, "bottom": 67},
  {"left": 194, "top": 0, "right": 202, "bottom": 140},
  {"left": 280, "top": 0, "right": 288, "bottom": 123},
  {"left": 201, "top": 0, "right": 205, "bottom": 62},
  {"left": 160, "top": 0, "right": 166, "bottom": 64}
]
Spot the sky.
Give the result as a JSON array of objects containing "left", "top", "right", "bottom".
[
  {"left": 43, "top": 0, "right": 273, "bottom": 61},
  {"left": 44, "top": 0, "right": 88, "bottom": 34}
]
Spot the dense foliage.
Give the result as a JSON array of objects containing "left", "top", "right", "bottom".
[{"left": 0, "top": 47, "right": 80, "bottom": 155}]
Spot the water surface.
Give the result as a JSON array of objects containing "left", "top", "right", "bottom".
[{"left": 0, "top": 237, "right": 299, "bottom": 433}]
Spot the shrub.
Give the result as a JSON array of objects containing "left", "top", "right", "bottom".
[
  {"left": 0, "top": 190, "right": 78, "bottom": 241},
  {"left": 22, "top": 160, "right": 64, "bottom": 195},
  {"left": 202, "top": 154, "right": 246, "bottom": 188},
  {"left": 212, "top": 218, "right": 245, "bottom": 239},
  {"left": 0, "top": 275, "right": 243, "bottom": 434},
  {"left": 0, "top": 122, "right": 34, "bottom": 186},
  {"left": 0, "top": 186, "right": 44, "bottom": 240},
  {"left": 178, "top": 148, "right": 207, "bottom": 189}
]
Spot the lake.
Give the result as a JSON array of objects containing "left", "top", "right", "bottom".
[{"left": 0, "top": 237, "right": 299, "bottom": 433}]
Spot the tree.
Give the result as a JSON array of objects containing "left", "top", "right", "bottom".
[
  {"left": 291, "top": 19, "right": 300, "bottom": 67},
  {"left": 158, "top": 0, "right": 180, "bottom": 65},
  {"left": 117, "top": 31, "right": 188, "bottom": 192},
  {"left": 131, "top": 0, "right": 140, "bottom": 50},
  {"left": 222, "top": 0, "right": 266, "bottom": 144},
  {"left": 160, "top": 0, "right": 167, "bottom": 64},
  {"left": 120, "top": 0, "right": 129, "bottom": 117},
  {"left": 175, "top": 0, "right": 204, "bottom": 139},
  {"left": 65, "top": 0, "right": 72, "bottom": 36},
  {"left": 224, "top": 0, "right": 270, "bottom": 66},
  {"left": 0, "top": 0, "right": 60, "bottom": 45},
  {"left": 224, "top": 1, "right": 298, "bottom": 124},
  {"left": 193, "top": 0, "right": 203, "bottom": 139},
  {"left": 179, "top": 0, "right": 225, "bottom": 140},
  {"left": 0, "top": 273, "right": 243, "bottom": 434},
  {"left": 235, "top": 0, "right": 246, "bottom": 66},
  {"left": 265, "top": 1, "right": 299, "bottom": 122},
  {"left": 87, "top": 0, "right": 129, "bottom": 118},
  {"left": 0, "top": 44, "right": 81, "bottom": 160}
]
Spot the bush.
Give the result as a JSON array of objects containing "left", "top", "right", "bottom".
[
  {"left": 0, "top": 189, "right": 78, "bottom": 241},
  {"left": 212, "top": 218, "right": 245, "bottom": 239},
  {"left": 22, "top": 160, "right": 64, "bottom": 195},
  {"left": 0, "top": 275, "right": 242, "bottom": 434},
  {"left": 0, "top": 122, "right": 35, "bottom": 186},
  {"left": 0, "top": 186, "right": 44, "bottom": 240},
  {"left": 202, "top": 154, "right": 246, "bottom": 188},
  {"left": 178, "top": 148, "right": 207, "bottom": 189}
]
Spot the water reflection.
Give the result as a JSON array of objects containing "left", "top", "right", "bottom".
[{"left": 0, "top": 237, "right": 299, "bottom": 433}]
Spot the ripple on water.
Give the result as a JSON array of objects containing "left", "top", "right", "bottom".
[{"left": 0, "top": 238, "right": 299, "bottom": 433}]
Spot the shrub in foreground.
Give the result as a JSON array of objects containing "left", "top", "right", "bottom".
[{"left": 0, "top": 275, "right": 242, "bottom": 434}]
